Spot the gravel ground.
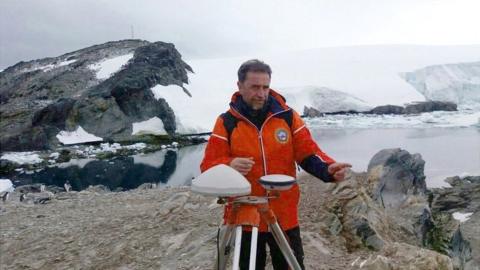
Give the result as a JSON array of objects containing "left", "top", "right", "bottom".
[{"left": 0, "top": 174, "right": 380, "bottom": 270}]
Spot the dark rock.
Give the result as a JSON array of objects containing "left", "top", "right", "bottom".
[
  {"left": 430, "top": 175, "right": 480, "bottom": 269},
  {"left": 324, "top": 179, "right": 393, "bottom": 252},
  {"left": 365, "top": 148, "right": 436, "bottom": 249},
  {"left": 404, "top": 101, "right": 457, "bottom": 114},
  {"left": 57, "top": 149, "right": 72, "bottom": 163},
  {"left": 351, "top": 216, "right": 385, "bottom": 250},
  {"left": 367, "top": 148, "right": 427, "bottom": 208},
  {"left": 190, "top": 137, "right": 207, "bottom": 144},
  {"left": 303, "top": 106, "right": 323, "bottom": 117},
  {"left": 32, "top": 98, "right": 76, "bottom": 129},
  {"left": 16, "top": 183, "right": 46, "bottom": 193},
  {"left": 18, "top": 191, "right": 55, "bottom": 204},
  {"left": 431, "top": 176, "right": 480, "bottom": 213},
  {"left": 324, "top": 110, "right": 362, "bottom": 115},
  {"left": 450, "top": 227, "right": 473, "bottom": 269},
  {"left": 0, "top": 159, "right": 17, "bottom": 174},
  {"left": 303, "top": 100, "right": 459, "bottom": 118},
  {"left": 368, "top": 105, "right": 405, "bottom": 115},
  {"left": 303, "top": 106, "right": 363, "bottom": 117}
]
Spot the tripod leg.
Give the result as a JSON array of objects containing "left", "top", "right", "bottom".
[
  {"left": 232, "top": 226, "right": 243, "bottom": 270},
  {"left": 249, "top": 226, "right": 258, "bottom": 270},
  {"left": 217, "top": 225, "right": 235, "bottom": 270},
  {"left": 269, "top": 222, "right": 302, "bottom": 270}
]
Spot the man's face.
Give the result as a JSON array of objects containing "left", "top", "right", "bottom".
[{"left": 237, "top": 71, "right": 271, "bottom": 110}]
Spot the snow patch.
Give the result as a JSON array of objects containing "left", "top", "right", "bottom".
[
  {"left": 1, "top": 152, "right": 42, "bottom": 164},
  {"left": 452, "top": 212, "right": 474, "bottom": 222},
  {"left": 150, "top": 84, "right": 203, "bottom": 134},
  {"left": 132, "top": 117, "right": 168, "bottom": 136},
  {"left": 0, "top": 179, "right": 14, "bottom": 193},
  {"left": 124, "top": 143, "right": 147, "bottom": 150},
  {"left": 21, "top": 59, "right": 77, "bottom": 73},
  {"left": 98, "top": 143, "right": 123, "bottom": 153},
  {"left": 56, "top": 126, "right": 103, "bottom": 145},
  {"left": 88, "top": 53, "right": 134, "bottom": 80}
]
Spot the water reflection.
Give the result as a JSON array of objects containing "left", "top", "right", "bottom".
[
  {"left": 10, "top": 128, "right": 479, "bottom": 190},
  {"left": 15, "top": 150, "right": 176, "bottom": 191},
  {"left": 14, "top": 144, "right": 205, "bottom": 191}
]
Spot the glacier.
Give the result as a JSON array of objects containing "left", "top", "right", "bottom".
[
  {"left": 282, "top": 86, "right": 372, "bottom": 113},
  {"left": 401, "top": 61, "right": 480, "bottom": 108}
]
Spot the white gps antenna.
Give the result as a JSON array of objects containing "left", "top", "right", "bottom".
[
  {"left": 191, "top": 164, "right": 251, "bottom": 197},
  {"left": 258, "top": 174, "right": 295, "bottom": 191}
]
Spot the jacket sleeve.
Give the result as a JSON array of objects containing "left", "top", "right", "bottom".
[
  {"left": 200, "top": 116, "right": 234, "bottom": 173},
  {"left": 291, "top": 110, "right": 336, "bottom": 182}
]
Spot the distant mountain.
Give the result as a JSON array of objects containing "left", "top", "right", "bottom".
[
  {"left": 0, "top": 40, "right": 193, "bottom": 151},
  {"left": 281, "top": 86, "right": 372, "bottom": 113},
  {"left": 401, "top": 61, "right": 480, "bottom": 108}
]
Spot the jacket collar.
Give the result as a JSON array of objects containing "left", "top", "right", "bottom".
[{"left": 229, "top": 89, "right": 290, "bottom": 118}]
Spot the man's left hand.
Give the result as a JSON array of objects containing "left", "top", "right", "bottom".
[{"left": 328, "top": 162, "right": 352, "bottom": 182}]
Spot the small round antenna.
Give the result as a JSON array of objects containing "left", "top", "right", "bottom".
[
  {"left": 259, "top": 174, "right": 296, "bottom": 191},
  {"left": 191, "top": 164, "right": 251, "bottom": 197}
]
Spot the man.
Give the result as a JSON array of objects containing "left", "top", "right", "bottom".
[{"left": 200, "top": 59, "right": 351, "bottom": 269}]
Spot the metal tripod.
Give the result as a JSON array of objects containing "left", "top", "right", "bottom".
[{"left": 215, "top": 195, "right": 302, "bottom": 270}]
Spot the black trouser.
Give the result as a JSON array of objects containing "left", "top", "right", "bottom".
[{"left": 239, "top": 226, "right": 305, "bottom": 270}]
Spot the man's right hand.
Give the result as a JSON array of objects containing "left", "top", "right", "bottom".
[{"left": 230, "top": 157, "right": 255, "bottom": 175}]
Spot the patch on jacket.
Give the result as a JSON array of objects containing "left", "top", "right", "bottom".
[{"left": 275, "top": 128, "right": 289, "bottom": 144}]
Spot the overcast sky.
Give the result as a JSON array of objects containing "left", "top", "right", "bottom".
[{"left": 1, "top": 0, "right": 480, "bottom": 69}]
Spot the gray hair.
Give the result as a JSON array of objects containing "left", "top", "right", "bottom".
[{"left": 237, "top": 59, "right": 272, "bottom": 82}]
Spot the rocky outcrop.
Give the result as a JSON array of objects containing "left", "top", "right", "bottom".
[
  {"left": 303, "top": 101, "right": 458, "bottom": 118},
  {"left": 368, "top": 105, "right": 405, "bottom": 115},
  {"left": 367, "top": 148, "right": 427, "bottom": 208},
  {"left": 404, "top": 101, "right": 457, "bottom": 114},
  {"left": 430, "top": 176, "right": 480, "bottom": 270},
  {"left": 367, "top": 101, "right": 457, "bottom": 115},
  {"left": 303, "top": 106, "right": 324, "bottom": 117},
  {"left": 0, "top": 40, "right": 193, "bottom": 151},
  {"left": 351, "top": 242, "right": 454, "bottom": 270}
]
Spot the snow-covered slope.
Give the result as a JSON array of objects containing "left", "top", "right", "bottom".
[
  {"left": 88, "top": 53, "right": 134, "bottom": 80},
  {"left": 150, "top": 84, "right": 200, "bottom": 134},
  {"left": 282, "top": 86, "right": 372, "bottom": 113},
  {"left": 401, "top": 61, "right": 480, "bottom": 108}
]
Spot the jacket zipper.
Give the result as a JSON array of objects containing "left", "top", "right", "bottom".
[{"left": 230, "top": 107, "right": 291, "bottom": 176}]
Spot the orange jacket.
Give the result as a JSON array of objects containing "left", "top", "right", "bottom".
[{"left": 200, "top": 89, "right": 335, "bottom": 232}]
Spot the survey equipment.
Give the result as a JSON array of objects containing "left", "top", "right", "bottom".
[{"left": 191, "top": 164, "right": 301, "bottom": 270}]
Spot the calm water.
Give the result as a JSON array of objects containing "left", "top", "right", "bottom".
[
  {"left": 12, "top": 127, "right": 479, "bottom": 190},
  {"left": 310, "top": 127, "right": 480, "bottom": 187}
]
